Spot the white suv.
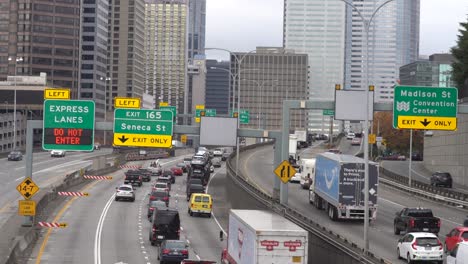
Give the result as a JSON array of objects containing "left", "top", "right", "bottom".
[
  {"left": 115, "top": 184, "right": 135, "bottom": 202},
  {"left": 50, "top": 150, "right": 66, "bottom": 157}
]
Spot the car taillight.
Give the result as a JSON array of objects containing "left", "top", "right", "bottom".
[
  {"left": 139, "top": 176, "right": 142, "bottom": 180},
  {"left": 181, "top": 249, "right": 188, "bottom": 255},
  {"left": 412, "top": 241, "right": 418, "bottom": 250},
  {"left": 162, "top": 249, "right": 170, "bottom": 254},
  {"left": 163, "top": 197, "right": 168, "bottom": 201},
  {"left": 191, "top": 204, "right": 194, "bottom": 207},
  {"left": 438, "top": 240, "right": 443, "bottom": 250},
  {"left": 437, "top": 219, "right": 441, "bottom": 228},
  {"left": 210, "top": 204, "right": 212, "bottom": 208},
  {"left": 149, "top": 207, "right": 154, "bottom": 211},
  {"left": 409, "top": 218, "right": 415, "bottom": 228},
  {"left": 150, "top": 196, "right": 155, "bottom": 200},
  {"left": 152, "top": 227, "right": 157, "bottom": 232}
]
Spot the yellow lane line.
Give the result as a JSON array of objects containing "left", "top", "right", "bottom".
[
  {"left": 35, "top": 180, "right": 99, "bottom": 264},
  {"left": 242, "top": 147, "right": 270, "bottom": 194}
]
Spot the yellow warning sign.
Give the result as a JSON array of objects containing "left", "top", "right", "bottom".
[
  {"left": 18, "top": 200, "right": 36, "bottom": 216},
  {"left": 16, "top": 177, "right": 39, "bottom": 200},
  {"left": 397, "top": 116, "right": 456, "bottom": 130},
  {"left": 195, "top": 117, "right": 201, "bottom": 123},
  {"left": 274, "top": 160, "right": 296, "bottom": 184},
  {"left": 368, "top": 134, "right": 376, "bottom": 144},
  {"left": 113, "top": 133, "right": 172, "bottom": 148},
  {"left": 181, "top": 135, "right": 187, "bottom": 143},
  {"left": 195, "top": 104, "right": 205, "bottom": 110},
  {"left": 44, "top": 88, "right": 70, "bottom": 99},
  {"left": 114, "top": 97, "right": 141, "bottom": 109},
  {"left": 159, "top": 102, "right": 169, "bottom": 107}
]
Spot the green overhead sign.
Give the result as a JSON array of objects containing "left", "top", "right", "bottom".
[
  {"left": 42, "top": 100, "right": 95, "bottom": 151},
  {"left": 393, "top": 86, "right": 458, "bottom": 131}
]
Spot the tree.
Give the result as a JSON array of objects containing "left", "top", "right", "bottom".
[
  {"left": 451, "top": 16, "right": 468, "bottom": 98},
  {"left": 372, "top": 112, "right": 423, "bottom": 155}
]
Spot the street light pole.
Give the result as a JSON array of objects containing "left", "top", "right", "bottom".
[
  {"left": 337, "top": 0, "right": 395, "bottom": 254},
  {"left": 9, "top": 56, "right": 23, "bottom": 150}
]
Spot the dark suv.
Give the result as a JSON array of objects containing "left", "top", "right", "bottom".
[
  {"left": 149, "top": 208, "right": 180, "bottom": 246},
  {"left": 7, "top": 151, "right": 23, "bottom": 161},
  {"left": 149, "top": 189, "right": 170, "bottom": 207},
  {"left": 430, "top": 172, "right": 452, "bottom": 188}
]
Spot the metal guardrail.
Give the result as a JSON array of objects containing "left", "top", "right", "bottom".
[
  {"left": 227, "top": 143, "right": 387, "bottom": 264},
  {"left": 380, "top": 167, "right": 468, "bottom": 208}
]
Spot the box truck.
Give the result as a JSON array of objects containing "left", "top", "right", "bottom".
[
  {"left": 309, "top": 153, "right": 378, "bottom": 221},
  {"left": 289, "top": 134, "right": 298, "bottom": 161},
  {"left": 222, "top": 209, "right": 308, "bottom": 264}
]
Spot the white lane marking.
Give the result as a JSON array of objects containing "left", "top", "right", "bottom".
[
  {"left": 380, "top": 197, "right": 462, "bottom": 226},
  {"left": 196, "top": 255, "right": 201, "bottom": 260},
  {"left": 94, "top": 193, "right": 115, "bottom": 264},
  {"left": 206, "top": 165, "right": 227, "bottom": 236}
]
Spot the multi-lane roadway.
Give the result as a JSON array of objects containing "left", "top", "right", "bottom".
[
  {"left": 25, "top": 154, "right": 228, "bottom": 264},
  {"left": 239, "top": 140, "right": 467, "bottom": 263}
]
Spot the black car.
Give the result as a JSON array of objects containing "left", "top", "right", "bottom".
[
  {"left": 149, "top": 208, "right": 180, "bottom": 246},
  {"left": 430, "top": 172, "right": 452, "bottom": 188},
  {"left": 158, "top": 240, "right": 189, "bottom": 263},
  {"left": 186, "top": 183, "right": 205, "bottom": 201},
  {"left": 411, "top": 152, "right": 423, "bottom": 161},
  {"left": 7, "top": 151, "right": 23, "bottom": 161},
  {"left": 163, "top": 170, "right": 176, "bottom": 184}
]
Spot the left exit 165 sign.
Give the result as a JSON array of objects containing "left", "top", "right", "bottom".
[
  {"left": 43, "top": 100, "right": 95, "bottom": 151},
  {"left": 113, "top": 109, "right": 173, "bottom": 148}
]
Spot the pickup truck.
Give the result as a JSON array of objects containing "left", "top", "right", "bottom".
[
  {"left": 394, "top": 208, "right": 441, "bottom": 235},
  {"left": 124, "top": 171, "right": 143, "bottom": 187}
]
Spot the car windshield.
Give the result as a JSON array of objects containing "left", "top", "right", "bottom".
[
  {"left": 462, "top": 232, "right": 468, "bottom": 239},
  {"left": 437, "top": 173, "right": 450, "bottom": 178},
  {"left": 10, "top": 151, "right": 21, "bottom": 155},
  {"left": 157, "top": 178, "right": 170, "bottom": 183},
  {"left": 155, "top": 183, "right": 166, "bottom": 188},
  {"left": 416, "top": 237, "right": 439, "bottom": 246},
  {"left": 177, "top": 163, "right": 185, "bottom": 167},
  {"left": 165, "top": 241, "right": 186, "bottom": 249},
  {"left": 119, "top": 187, "right": 132, "bottom": 191}
]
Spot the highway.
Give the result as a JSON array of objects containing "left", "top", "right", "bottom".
[
  {"left": 0, "top": 149, "right": 114, "bottom": 228},
  {"left": 240, "top": 141, "right": 468, "bottom": 263},
  {"left": 26, "top": 154, "right": 227, "bottom": 264}
]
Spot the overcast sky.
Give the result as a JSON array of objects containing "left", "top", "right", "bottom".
[{"left": 205, "top": 0, "right": 468, "bottom": 60}]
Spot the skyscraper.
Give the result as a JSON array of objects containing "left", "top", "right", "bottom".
[
  {"left": 108, "top": 0, "right": 145, "bottom": 106},
  {"left": 344, "top": 0, "right": 420, "bottom": 102},
  {"left": 0, "top": 0, "right": 81, "bottom": 97},
  {"left": 206, "top": 60, "right": 230, "bottom": 115},
  {"left": 284, "top": 0, "right": 420, "bottom": 132},
  {"left": 188, "top": 0, "right": 206, "bottom": 60},
  {"left": 144, "top": 0, "right": 188, "bottom": 116},
  {"left": 283, "top": 0, "right": 347, "bottom": 133},
  {"left": 81, "top": 0, "right": 109, "bottom": 120}
]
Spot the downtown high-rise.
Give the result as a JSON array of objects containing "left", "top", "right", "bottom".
[
  {"left": 107, "top": 0, "right": 146, "bottom": 105},
  {"left": 284, "top": 0, "right": 420, "bottom": 132},
  {"left": 144, "top": 0, "right": 188, "bottom": 116}
]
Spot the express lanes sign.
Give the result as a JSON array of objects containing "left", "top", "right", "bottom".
[{"left": 113, "top": 109, "right": 173, "bottom": 148}]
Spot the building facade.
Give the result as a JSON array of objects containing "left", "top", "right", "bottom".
[
  {"left": 80, "top": 0, "right": 109, "bottom": 120},
  {"left": 108, "top": 0, "right": 145, "bottom": 108},
  {"left": 205, "top": 60, "right": 230, "bottom": 115},
  {"left": 399, "top": 53, "right": 455, "bottom": 87},
  {"left": 231, "top": 47, "right": 308, "bottom": 131},
  {"left": 344, "top": 0, "right": 420, "bottom": 102},
  {"left": 283, "top": 0, "right": 346, "bottom": 133},
  {"left": 188, "top": 0, "right": 205, "bottom": 61},
  {"left": 187, "top": 56, "right": 206, "bottom": 120},
  {"left": 145, "top": 0, "right": 188, "bottom": 116},
  {"left": 0, "top": 0, "right": 81, "bottom": 97},
  {"left": 0, "top": 73, "right": 47, "bottom": 152}
]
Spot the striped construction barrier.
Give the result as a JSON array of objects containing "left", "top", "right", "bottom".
[
  {"left": 83, "top": 175, "right": 113, "bottom": 180},
  {"left": 58, "top": 191, "right": 89, "bottom": 197},
  {"left": 119, "top": 165, "right": 141, "bottom": 169},
  {"left": 37, "top": 222, "right": 67, "bottom": 228}
]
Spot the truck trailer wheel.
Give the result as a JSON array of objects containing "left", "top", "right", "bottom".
[{"left": 328, "top": 205, "right": 337, "bottom": 221}]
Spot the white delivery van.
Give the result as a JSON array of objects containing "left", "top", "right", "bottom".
[{"left": 447, "top": 241, "right": 468, "bottom": 264}]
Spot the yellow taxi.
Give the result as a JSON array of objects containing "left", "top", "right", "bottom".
[{"left": 188, "top": 193, "right": 212, "bottom": 217}]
